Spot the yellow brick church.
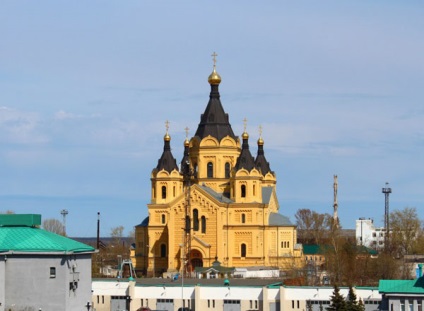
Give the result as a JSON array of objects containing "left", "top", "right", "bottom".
[{"left": 133, "top": 58, "right": 302, "bottom": 277}]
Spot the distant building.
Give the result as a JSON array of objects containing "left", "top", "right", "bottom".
[
  {"left": 134, "top": 61, "right": 302, "bottom": 277},
  {"left": 92, "top": 279, "right": 382, "bottom": 311},
  {"left": 0, "top": 214, "right": 95, "bottom": 311},
  {"left": 303, "top": 244, "right": 327, "bottom": 285},
  {"left": 356, "top": 218, "right": 386, "bottom": 249}
]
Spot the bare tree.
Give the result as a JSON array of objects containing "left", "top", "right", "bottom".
[
  {"left": 42, "top": 218, "right": 65, "bottom": 235},
  {"left": 110, "top": 225, "right": 124, "bottom": 244},
  {"left": 295, "top": 209, "right": 332, "bottom": 244},
  {"left": 389, "top": 207, "right": 422, "bottom": 256}
]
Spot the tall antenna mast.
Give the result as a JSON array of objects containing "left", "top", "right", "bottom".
[
  {"left": 60, "top": 209, "right": 68, "bottom": 235},
  {"left": 382, "top": 182, "right": 392, "bottom": 245},
  {"left": 333, "top": 175, "right": 339, "bottom": 228}
]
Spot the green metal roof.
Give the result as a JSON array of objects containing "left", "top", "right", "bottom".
[
  {"left": 379, "top": 277, "right": 424, "bottom": 294},
  {"left": 303, "top": 244, "right": 324, "bottom": 255},
  {"left": 0, "top": 226, "right": 95, "bottom": 254}
]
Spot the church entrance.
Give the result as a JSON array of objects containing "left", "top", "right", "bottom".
[{"left": 190, "top": 249, "right": 203, "bottom": 269}]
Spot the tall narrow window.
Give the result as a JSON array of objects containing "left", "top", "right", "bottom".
[
  {"left": 161, "top": 186, "right": 167, "bottom": 199},
  {"left": 193, "top": 209, "right": 199, "bottom": 231},
  {"left": 173, "top": 186, "right": 176, "bottom": 197},
  {"left": 225, "top": 162, "right": 231, "bottom": 178},
  {"left": 241, "top": 243, "right": 247, "bottom": 257},
  {"left": 161, "top": 214, "right": 166, "bottom": 224},
  {"left": 253, "top": 184, "right": 256, "bottom": 196},
  {"left": 241, "top": 213, "right": 246, "bottom": 224},
  {"left": 201, "top": 216, "right": 206, "bottom": 233},
  {"left": 241, "top": 185, "right": 246, "bottom": 198},
  {"left": 207, "top": 162, "right": 213, "bottom": 178},
  {"left": 160, "top": 244, "right": 166, "bottom": 257}
]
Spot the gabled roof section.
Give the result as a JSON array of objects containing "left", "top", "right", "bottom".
[
  {"left": 195, "top": 84, "right": 237, "bottom": 141},
  {"left": 262, "top": 187, "right": 273, "bottom": 204},
  {"left": 156, "top": 136, "right": 179, "bottom": 173},
  {"left": 199, "top": 184, "right": 233, "bottom": 203},
  {"left": 269, "top": 212, "right": 293, "bottom": 226},
  {"left": 136, "top": 216, "right": 149, "bottom": 228},
  {"left": 0, "top": 226, "right": 95, "bottom": 254},
  {"left": 379, "top": 277, "right": 424, "bottom": 294}
]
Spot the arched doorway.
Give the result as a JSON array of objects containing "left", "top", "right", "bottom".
[{"left": 190, "top": 249, "right": 203, "bottom": 269}]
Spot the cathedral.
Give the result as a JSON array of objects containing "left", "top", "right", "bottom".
[{"left": 133, "top": 57, "right": 302, "bottom": 277}]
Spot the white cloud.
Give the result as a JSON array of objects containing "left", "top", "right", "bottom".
[{"left": 0, "top": 107, "right": 48, "bottom": 144}]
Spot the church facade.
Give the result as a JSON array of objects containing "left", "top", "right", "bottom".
[{"left": 133, "top": 61, "right": 302, "bottom": 277}]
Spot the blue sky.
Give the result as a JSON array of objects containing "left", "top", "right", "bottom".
[{"left": 1, "top": 1, "right": 423, "bottom": 237}]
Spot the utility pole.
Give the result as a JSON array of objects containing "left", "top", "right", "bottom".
[
  {"left": 382, "top": 182, "right": 392, "bottom": 248},
  {"left": 181, "top": 127, "right": 193, "bottom": 279},
  {"left": 97, "top": 212, "right": 100, "bottom": 250},
  {"left": 60, "top": 209, "right": 68, "bottom": 236}
]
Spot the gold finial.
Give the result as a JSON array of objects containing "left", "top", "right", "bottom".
[
  {"left": 258, "top": 125, "right": 264, "bottom": 145},
  {"left": 208, "top": 51, "right": 221, "bottom": 85},
  {"left": 184, "top": 126, "right": 190, "bottom": 146},
  {"left": 164, "top": 120, "right": 171, "bottom": 141},
  {"left": 242, "top": 117, "right": 249, "bottom": 139}
]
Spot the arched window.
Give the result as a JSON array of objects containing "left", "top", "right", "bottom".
[
  {"left": 241, "top": 185, "right": 246, "bottom": 198},
  {"left": 241, "top": 243, "right": 247, "bottom": 257},
  {"left": 207, "top": 162, "right": 214, "bottom": 178},
  {"left": 241, "top": 213, "right": 246, "bottom": 224},
  {"left": 253, "top": 184, "right": 256, "bottom": 196},
  {"left": 160, "top": 244, "right": 167, "bottom": 258},
  {"left": 161, "top": 186, "right": 167, "bottom": 199},
  {"left": 173, "top": 186, "right": 176, "bottom": 197},
  {"left": 201, "top": 216, "right": 206, "bottom": 233},
  {"left": 225, "top": 162, "right": 231, "bottom": 178},
  {"left": 193, "top": 209, "right": 199, "bottom": 231},
  {"left": 161, "top": 214, "right": 166, "bottom": 224}
]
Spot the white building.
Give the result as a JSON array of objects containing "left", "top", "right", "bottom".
[
  {"left": 356, "top": 218, "right": 387, "bottom": 249},
  {"left": 92, "top": 279, "right": 381, "bottom": 311}
]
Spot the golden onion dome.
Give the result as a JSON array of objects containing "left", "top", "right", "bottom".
[
  {"left": 164, "top": 132, "right": 171, "bottom": 142},
  {"left": 208, "top": 66, "right": 221, "bottom": 85},
  {"left": 184, "top": 137, "right": 189, "bottom": 147},
  {"left": 242, "top": 131, "right": 249, "bottom": 140},
  {"left": 257, "top": 137, "right": 264, "bottom": 146}
]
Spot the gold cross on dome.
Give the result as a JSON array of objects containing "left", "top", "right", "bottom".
[
  {"left": 259, "top": 125, "right": 263, "bottom": 138},
  {"left": 211, "top": 52, "right": 218, "bottom": 67},
  {"left": 243, "top": 117, "right": 248, "bottom": 132},
  {"left": 184, "top": 126, "right": 189, "bottom": 138},
  {"left": 165, "top": 120, "right": 170, "bottom": 134}
]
